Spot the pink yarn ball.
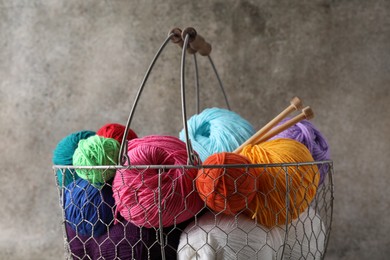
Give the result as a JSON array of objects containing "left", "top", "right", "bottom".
[{"left": 112, "top": 135, "right": 204, "bottom": 228}]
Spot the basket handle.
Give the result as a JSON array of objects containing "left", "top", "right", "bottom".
[
  {"left": 171, "top": 27, "right": 231, "bottom": 113},
  {"left": 118, "top": 28, "right": 219, "bottom": 166}
]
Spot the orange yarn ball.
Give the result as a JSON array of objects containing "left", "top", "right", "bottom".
[
  {"left": 240, "top": 138, "right": 320, "bottom": 228},
  {"left": 196, "top": 152, "right": 258, "bottom": 215}
]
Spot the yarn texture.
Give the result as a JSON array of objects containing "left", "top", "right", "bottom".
[
  {"left": 97, "top": 123, "right": 138, "bottom": 144},
  {"left": 66, "top": 217, "right": 192, "bottom": 260},
  {"left": 271, "top": 118, "right": 330, "bottom": 184},
  {"left": 277, "top": 208, "right": 326, "bottom": 259},
  {"left": 196, "top": 152, "right": 258, "bottom": 215},
  {"left": 178, "top": 208, "right": 325, "bottom": 260},
  {"left": 64, "top": 178, "right": 115, "bottom": 237},
  {"left": 180, "top": 107, "right": 255, "bottom": 162},
  {"left": 73, "top": 135, "right": 120, "bottom": 185},
  {"left": 240, "top": 138, "right": 320, "bottom": 228},
  {"left": 112, "top": 135, "right": 204, "bottom": 228},
  {"left": 52, "top": 130, "right": 95, "bottom": 187},
  {"left": 177, "top": 211, "right": 284, "bottom": 260}
]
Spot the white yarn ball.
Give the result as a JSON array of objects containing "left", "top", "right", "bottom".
[
  {"left": 177, "top": 212, "right": 283, "bottom": 260},
  {"left": 177, "top": 209, "right": 326, "bottom": 260},
  {"left": 277, "top": 208, "right": 326, "bottom": 260}
]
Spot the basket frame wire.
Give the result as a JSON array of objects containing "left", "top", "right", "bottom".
[
  {"left": 322, "top": 162, "right": 335, "bottom": 259},
  {"left": 158, "top": 168, "right": 166, "bottom": 259},
  {"left": 193, "top": 54, "right": 200, "bottom": 114},
  {"left": 118, "top": 33, "right": 174, "bottom": 166},
  {"left": 281, "top": 165, "right": 290, "bottom": 257},
  {"left": 180, "top": 33, "right": 196, "bottom": 165},
  {"left": 53, "top": 28, "right": 334, "bottom": 260}
]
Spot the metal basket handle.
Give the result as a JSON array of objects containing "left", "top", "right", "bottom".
[{"left": 118, "top": 27, "right": 230, "bottom": 166}]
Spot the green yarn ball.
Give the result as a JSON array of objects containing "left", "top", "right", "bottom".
[{"left": 73, "top": 135, "right": 120, "bottom": 185}]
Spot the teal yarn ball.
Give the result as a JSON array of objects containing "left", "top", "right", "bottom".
[
  {"left": 52, "top": 130, "right": 96, "bottom": 187},
  {"left": 73, "top": 136, "right": 120, "bottom": 185},
  {"left": 180, "top": 107, "right": 255, "bottom": 162}
]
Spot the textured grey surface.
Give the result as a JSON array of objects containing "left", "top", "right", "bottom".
[{"left": 0, "top": 0, "right": 389, "bottom": 259}]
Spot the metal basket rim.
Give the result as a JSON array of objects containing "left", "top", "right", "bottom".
[{"left": 53, "top": 160, "right": 333, "bottom": 170}]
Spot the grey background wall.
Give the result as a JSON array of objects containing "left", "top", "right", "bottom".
[{"left": 0, "top": 0, "right": 389, "bottom": 259}]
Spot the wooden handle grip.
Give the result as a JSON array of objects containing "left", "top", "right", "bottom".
[
  {"left": 169, "top": 28, "right": 197, "bottom": 54},
  {"left": 182, "top": 27, "right": 212, "bottom": 56}
]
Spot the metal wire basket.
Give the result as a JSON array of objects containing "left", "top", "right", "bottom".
[{"left": 53, "top": 27, "right": 334, "bottom": 260}]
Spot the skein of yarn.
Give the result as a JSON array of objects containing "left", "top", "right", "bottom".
[
  {"left": 112, "top": 135, "right": 204, "bottom": 228},
  {"left": 52, "top": 130, "right": 96, "bottom": 187},
  {"left": 177, "top": 208, "right": 325, "bottom": 260},
  {"left": 276, "top": 208, "right": 326, "bottom": 260},
  {"left": 66, "top": 216, "right": 192, "bottom": 260},
  {"left": 196, "top": 152, "right": 258, "bottom": 215},
  {"left": 270, "top": 118, "right": 330, "bottom": 185},
  {"left": 177, "top": 211, "right": 284, "bottom": 260},
  {"left": 240, "top": 138, "right": 320, "bottom": 228},
  {"left": 64, "top": 178, "right": 115, "bottom": 237},
  {"left": 97, "top": 123, "right": 138, "bottom": 144},
  {"left": 180, "top": 107, "right": 255, "bottom": 162},
  {"left": 73, "top": 135, "right": 120, "bottom": 185}
]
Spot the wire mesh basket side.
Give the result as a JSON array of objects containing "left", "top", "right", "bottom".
[{"left": 53, "top": 161, "right": 333, "bottom": 260}]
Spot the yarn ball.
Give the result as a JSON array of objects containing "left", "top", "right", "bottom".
[
  {"left": 52, "top": 130, "right": 96, "bottom": 187},
  {"left": 178, "top": 208, "right": 326, "bottom": 260},
  {"left": 177, "top": 211, "right": 284, "bottom": 260},
  {"left": 196, "top": 152, "right": 258, "bottom": 215},
  {"left": 179, "top": 107, "right": 255, "bottom": 162},
  {"left": 240, "top": 138, "right": 320, "bottom": 228},
  {"left": 112, "top": 135, "right": 204, "bottom": 228},
  {"left": 73, "top": 135, "right": 120, "bottom": 185},
  {"left": 97, "top": 123, "right": 138, "bottom": 144},
  {"left": 270, "top": 118, "right": 330, "bottom": 185},
  {"left": 64, "top": 178, "right": 115, "bottom": 237},
  {"left": 276, "top": 208, "right": 326, "bottom": 259},
  {"left": 66, "top": 217, "right": 192, "bottom": 260}
]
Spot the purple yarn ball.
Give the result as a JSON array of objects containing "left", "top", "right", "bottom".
[
  {"left": 66, "top": 216, "right": 192, "bottom": 260},
  {"left": 271, "top": 119, "right": 330, "bottom": 185}
]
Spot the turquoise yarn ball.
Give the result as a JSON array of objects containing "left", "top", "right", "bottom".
[
  {"left": 52, "top": 130, "right": 96, "bottom": 187},
  {"left": 73, "top": 136, "right": 120, "bottom": 185},
  {"left": 180, "top": 107, "right": 255, "bottom": 162}
]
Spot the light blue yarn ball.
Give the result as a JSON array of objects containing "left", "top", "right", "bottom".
[{"left": 179, "top": 107, "right": 255, "bottom": 162}]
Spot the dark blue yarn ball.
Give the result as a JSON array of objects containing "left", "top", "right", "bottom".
[{"left": 64, "top": 178, "right": 115, "bottom": 237}]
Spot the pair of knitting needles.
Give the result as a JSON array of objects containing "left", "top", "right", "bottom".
[{"left": 234, "top": 97, "right": 314, "bottom": 153}]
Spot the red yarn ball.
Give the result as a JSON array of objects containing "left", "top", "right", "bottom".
[{"left": 97, "top": 123, "right": 137, "bottom": 144}]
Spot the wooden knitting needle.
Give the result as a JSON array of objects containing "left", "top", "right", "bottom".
[
  {"left": 255, "top": 106, "right": 314, "bottom": 144},
  {"left": 233, "top": 96, "right": 303, "bottom": 153}
]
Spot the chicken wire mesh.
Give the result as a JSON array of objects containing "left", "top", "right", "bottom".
[
  {"left": 52, "top": 27, "right": 334, "bottom": 259},
  {"left": 53, "top": 162, "right": 333, "bottom": 260}
]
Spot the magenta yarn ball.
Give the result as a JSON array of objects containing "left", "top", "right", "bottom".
[{"left": 112, "top": 135, "right": 204, "bottom": 228}]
